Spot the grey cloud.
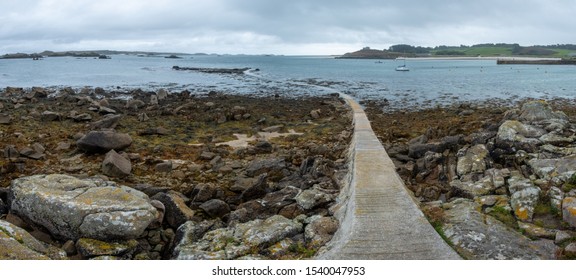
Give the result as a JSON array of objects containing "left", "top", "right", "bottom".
[{"left": 1, "top": 0, "right": 575, "bottom": 54}]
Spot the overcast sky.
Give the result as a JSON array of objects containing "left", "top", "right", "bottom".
[{"left": 1, "top": 0, "right": 574, "bottom": 55}]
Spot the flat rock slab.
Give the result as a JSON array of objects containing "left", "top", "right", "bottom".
[
  {"left": 442, "top": 199, "right": 556, "bottom": 259},
  {"left": 9, "top": 174, "right": 158, "bottom": 241}
]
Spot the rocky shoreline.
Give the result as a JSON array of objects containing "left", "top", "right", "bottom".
[
  {"left": 0, "top": 86, "right": 352, "bottom": 260},
  {"left": 364, "top": 98, "right": 576, "bottom": 259}
]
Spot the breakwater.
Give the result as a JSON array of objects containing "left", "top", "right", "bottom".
[{"left": 497, "top": 59, "right": 576, "bottom": 65}]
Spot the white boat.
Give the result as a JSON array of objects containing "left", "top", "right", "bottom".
[
  {"left": 395, "top": 65, "right": 409, "bottom": 71},
  {"left": 395, "top": 57, "right": 409, "bottom": 71}
]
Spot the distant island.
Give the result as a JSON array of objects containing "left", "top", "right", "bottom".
[
  {"left": 337, "top": 43, "right": 576, "bottom": 59},
  {"left": 0, "top": 50, "right": 192, "bottom": 59}
]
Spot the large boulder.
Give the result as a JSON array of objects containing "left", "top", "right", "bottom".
[
  {"left": 0, "top": 220, "right": 67, "bottom": 260},
  {"left": 76, "top": 130, "right": 132, "bottom": 153},
  {"left": 441, "top": 199, "right": 556, "bottom": 259},
  {"left": 9, "top": 174, "right": 158, "bottom": 241}
]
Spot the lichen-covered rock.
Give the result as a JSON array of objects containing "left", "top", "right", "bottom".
[
  {"left": 0, "top": 220, "right": 67, "bottom": 260},
  {"left": 450, "top": 176, "right": 496, "bottom": 198},
  {"left": 485, "top": 168, "right": 509, "bottom": 189},
  {"left": 476, "top": 195, "right": 510, "bottom": 209},
  {"left": 550, "top": 187, "right": 564, "bottom": 213},
  {"left": 172, "top": 215, "right": 303, "bottom": 260},
  {"left": 456, "top": 144, "right": 491, "bottom": 177},
  {"left": 517, "top": 222, "right": 557, "bottom": 239},
  {"left": 172, "top": 223, "right": 244, "bottom": 260},
  {"left": 295, "top": 186, "right": 336, "bottom": 210},
  {"left": 539, "top": 133, "right": 575, "bottom": 146},
  {"left": 441, "top": 199, "right": 556, "bottom": 259},
  {"left": 528, "top": 155, "right": 576, "bottom": 181},
  {"left": 76, "top": 238, "right": 139, "bottom": 258},
  {"left": 510, "top": 185, "right": 540, "bottom": 222},
  {"left": 507, "top": 175, "right": 535, "bottom": 194},
  {"left": 496, "top": 120, "right": 545, "bottom": 152},
  {"left": 232, "top": 186, "right": 300, "bottom": 222},
  {"left": 304, "top": 216, "right": 338, "bottom": 248},
  {"left": 564, "top": 242, "right": 576, "bottom": 258},
  {"left": 235, "top": 215, "right": 302, "bottom": 249},
  {"left": 555, "top": 231, "right": 575, "bottom": 245},
  {"left": 76, "top": 130, "right": 132, "bottom": 153},
  {"left": 267, "top": 238, "right": 297, "bottom": 258},
  {"left": 9, "top": 174, "right": 158, "bottom": 241},
  {"left": 562, "top": 197, "right": 576, "bottom": 228}
]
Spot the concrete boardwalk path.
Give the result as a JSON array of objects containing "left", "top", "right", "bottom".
[{"left": 317, "top": 94, "right": 460, "bottom": 260}]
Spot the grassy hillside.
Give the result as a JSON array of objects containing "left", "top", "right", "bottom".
[
  {"left": 433, "top": 46, "right": 513, "bottom": 56},
  {"left": 432, "top": 44, "right": 576, "bottom": 58}
]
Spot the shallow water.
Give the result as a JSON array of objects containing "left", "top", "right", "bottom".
[{"left": 1, "top": 54, "right": 575, "bottom": 109}]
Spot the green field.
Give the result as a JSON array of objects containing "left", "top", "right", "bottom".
[
  {"left": 431, "top": 45, "right": 576, "bottom": 58},
  {"left": 433, "top": 47, "right": 513, "bottom": 56}
]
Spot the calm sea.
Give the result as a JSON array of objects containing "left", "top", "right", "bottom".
[{"left": 1, "top": 54, "right": 575, "bottom": 109}]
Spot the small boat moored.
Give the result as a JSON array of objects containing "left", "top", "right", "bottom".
[
  {"left": 395, "top": 65, "right": 409, "bottom": 71},
  {"left": 395, "top": 57, "right": 409, "bottom": 71}
]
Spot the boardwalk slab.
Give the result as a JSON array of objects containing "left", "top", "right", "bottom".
[{"left": 317, "top": 94, "right": 460, "bottom": 260}]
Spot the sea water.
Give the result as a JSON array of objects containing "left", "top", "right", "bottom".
[{"left": 1, "top": 54, "right": 575, "bottom": 109}]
